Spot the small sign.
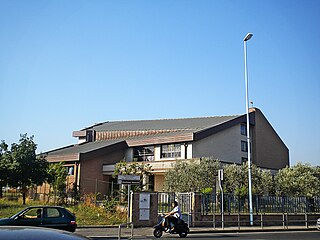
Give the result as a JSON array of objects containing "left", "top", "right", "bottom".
[
  {"left": 139, "top": 209, "right": 150, "bottom": 221},
  {"left": 118, "top": 175, "right": 140, "bottom": 185},
  {"left": 139, "top": 193, "right": 150, "bottom": 209},
  {"left": 139, "top": 193, "right": 150, "bottom": 220}
]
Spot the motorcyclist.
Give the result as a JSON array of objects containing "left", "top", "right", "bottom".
[{"left": 164, "top": 200, "right": 182, "bottom": 232}]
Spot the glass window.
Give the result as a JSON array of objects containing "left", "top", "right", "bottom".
[
  {"left": 241, "top": 141, "right": 248, "bottom": 152},
  {"left": 241, "top": 124, "right": 247, "bottom": 135},
  {"left": 23, "top": 208, "right": 42, "bottom": 219},
  {"left": 133, "top": 146, "right": 154, "bottom": 162},
  {"left": 161, "top": 144, "right": 181, "bottom": 158},
  {"left": 66, "top": 166, "right": 74, "bottom": 175},
  {"left": 46, "top": 208, "right": 61, "bottom": 218}
]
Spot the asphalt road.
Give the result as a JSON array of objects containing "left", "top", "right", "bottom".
[
  {"left": 149, "top": 231, "right": 320, "bottom": 240},
  {"left": 77, "top": 229, "right": 320, "bottom": 240}
]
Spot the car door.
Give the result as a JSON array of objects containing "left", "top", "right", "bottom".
[
  {"left": 42, "top": 207, "right": 67, "bottom": 230},
  {"left": 14, "top": 207, "right": 43, "bottom": 227}
]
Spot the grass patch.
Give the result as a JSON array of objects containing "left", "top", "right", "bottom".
[
  {"left": 69, "top": 205, "right": 127, "bottom": 226},
  {"left": 0, "top": 198, "right": 127, "bottom": 226},
  {"left": 0, "top": 198, "right": 29, "bottom": 218}
]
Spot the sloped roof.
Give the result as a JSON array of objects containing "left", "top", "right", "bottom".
[
  {"left": 84, "top": 115, "right": 241, "bottom": 132},
  {"left": 45, "top": 139, "right": 124, "bottom": 156},
  {"left": 45, "top": 114, "right": 245, "bottom": 158}
]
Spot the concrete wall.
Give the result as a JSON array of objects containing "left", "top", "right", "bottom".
[
  {"left": 192, "top": 109, "right": 289, "bottom": 170},
  {"left": 192, "top": 124, "right": 249, "bottom": 164}
]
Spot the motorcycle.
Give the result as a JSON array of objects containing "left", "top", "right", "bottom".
[{"left": 153, "top": 215, "right": 189, "bottom": 238}]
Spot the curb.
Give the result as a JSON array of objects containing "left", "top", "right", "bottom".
[
  {"left": 190, "top": 227, "right": 318, "bottom": 234},
  {"left": 77, "top": 225, "right": 118, "bottom": 228}
]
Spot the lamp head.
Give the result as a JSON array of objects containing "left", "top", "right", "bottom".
[{"left": 244, "top": 33, "right": 253, "bottom": 41}]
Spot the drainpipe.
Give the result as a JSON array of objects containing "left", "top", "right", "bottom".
[{"left": 184, "top": 143, "right": 188, "bottom": 159}]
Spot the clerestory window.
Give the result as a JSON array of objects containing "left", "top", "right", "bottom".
[
  {"left": 133, "top": 146, "right": 155, "bottom": 161},
  {"left": 161, "top": 144, "right": 181, "bottom": 158}
]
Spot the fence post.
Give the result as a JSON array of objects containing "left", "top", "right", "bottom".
[
  {"left": 305, "top": 213, "right": 308, "bottom": 229},
  {"left": 118, "top": 222, "right": 133, "bottom": 240},
  {"left": 256, "top": 195, "right": 259, "bottom": 214},
  {"left": 260, "top": 213, "right": 263, "bottom": 229}
]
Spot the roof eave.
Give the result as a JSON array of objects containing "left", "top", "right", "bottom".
[{"left": 126, "top": 132, "right": 194, "bottom": 147}]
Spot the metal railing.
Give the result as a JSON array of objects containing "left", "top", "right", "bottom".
[
  {"left": 201, "top": 194, "right": 320, "bottom": 214},
  {"left": 118, "top": 222, "right": 133, "bottom": 240},
  {"left": 189, "top": 212, "right": 319, "bottom": 230}
]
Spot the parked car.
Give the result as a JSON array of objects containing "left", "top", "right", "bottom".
[
  {"left": 0, "top": 206, "right": 77, "bottom": 232},
  {"left": 0, "top": 226, "right": 89, "bottom": 240},
  {"left": 317, "top": 217, "right": 320, "bottom": 230}
]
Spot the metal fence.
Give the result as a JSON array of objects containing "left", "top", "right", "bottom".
[
  {"left": 201, "top": 193, "right": 320, "bottom": 214},
  {"left": 157, "top": 192, "right": 192, "bottom": 214},
  {"left": 3, "top": 187, "right": 320, "bottom": 215}
]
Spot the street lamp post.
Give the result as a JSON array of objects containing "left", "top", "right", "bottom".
[{"left": 243, "top": 32, "right": 254, "bottom": 226}]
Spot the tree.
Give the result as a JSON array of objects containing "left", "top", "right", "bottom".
[
  {"left": 223, "top": 163, "right": 247, "bottom": 196},
  {"left": 113, "top": 161, "right": 153, "bottom": 190},
  {"left": 275, "top": 163, "right": 320, "bottom": 197},
  {"left": 9, "top": 134, "right": 49, "bottom": 204},
  {"left": 222, "top": 162, "right": 274, "bottom": 197},
  {"left": 164, "top": 158, "right": 220, "bottom": 192},
  {"left": 0, "top": 141, "right": 14, "bottom": 198},
  {"left": 47, "top": 162, "right": 68, "bottom": 204}
]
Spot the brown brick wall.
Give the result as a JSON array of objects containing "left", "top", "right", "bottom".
[
  {"left": 131, "top": 192, "right": 159, "bottom": 227},
  {"left": 252, "top": 109, "right": 289, "bottom": 169},
  {"left": 79, "top": 149, "right": 125, "bottom": 195}
]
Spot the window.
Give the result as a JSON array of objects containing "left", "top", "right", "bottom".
[
  {"left": 66, "top": 166, "right": 74, "bottom": 175},
  {"left": 23, "top": 208, "right": 42, "bottom": 219},
  {"left": 241, "top": 141, "right": 248, "bottom": 152},
  {"left": 161, "top": 144, "right": 181, "bottom": 158},
  {"left": 241, "top": 124, "right": 247, "bottom": 135},
  {"left": 133, "top": 146, "right": 154, "bottom": 161},
  {"left": 46, "top": 208, "right": 61, "bottom": 218}
]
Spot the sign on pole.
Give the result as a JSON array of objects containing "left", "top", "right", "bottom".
[
  {"left": 117, "top": 175, "right": 140, "bottom": 185},
  {"left": 117, "top": 175, "right": 141, "bottom": 222}
]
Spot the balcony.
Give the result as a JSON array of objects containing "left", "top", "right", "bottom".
[{"left": 102, "top": 159, "right": 198, "bottom": 175}]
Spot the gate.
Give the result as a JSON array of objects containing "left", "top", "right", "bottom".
[{"left": 157, "top": 192, "right": 193, "bottom": 226}]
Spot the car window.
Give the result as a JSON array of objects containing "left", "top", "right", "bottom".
[
  {"left": 22, "top": 208, "right": 42, "bottom": 219},
  {"left": 46, "top": 208, "right": 61, "bottom": 218}
]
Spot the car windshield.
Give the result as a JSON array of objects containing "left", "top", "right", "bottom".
[{"left": 9, "top": 209, "right": 27, "bottom": 219}]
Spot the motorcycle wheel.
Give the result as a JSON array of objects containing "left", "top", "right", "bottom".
[
  {"left": 153, "top": 229, "right": 163, "bottom": 238},
  {"left": 179, "top": 231, "right": 188, "bottom": 238}
]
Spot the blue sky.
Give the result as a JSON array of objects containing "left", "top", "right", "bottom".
[{"left": 0, "top": 0, "right": 319, "bottom": 166}]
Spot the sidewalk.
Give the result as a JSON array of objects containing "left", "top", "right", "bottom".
[{"left": 76, "top": 225, "right": 318, "bottom": 238}]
